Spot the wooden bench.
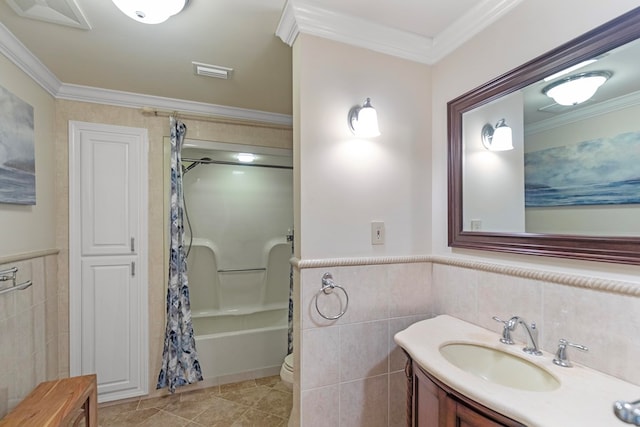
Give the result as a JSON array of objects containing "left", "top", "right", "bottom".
[{"left": 0, "top": 374, "right": 97, "bottom": 427}]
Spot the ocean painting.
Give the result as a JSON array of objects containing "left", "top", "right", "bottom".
[
  {"left": 525, "top": 132, "right": 640, "bottom": 207},
  {"left": 0, "top": 85, "right": 35, "bottom": 205}
]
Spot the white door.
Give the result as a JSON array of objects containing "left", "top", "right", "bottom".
[{"left": 69, "top": 121, "right": 148, "bottom": 403}]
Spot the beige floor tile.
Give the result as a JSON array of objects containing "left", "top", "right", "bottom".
[
  {"left": 102, "top": 407, "right": 160, "bottom": 426},
  {"left": 255, "top": 375, "right": 280, "bottom": 387},
  {"left": 138, "top": 410, "right": 191, "bottom": 427},
  {"left": 220, "top": 386, "right": 270, "bottom": 408},
  {"left": 192, "top": 397, "right": 249, "bottom": 426},
  {"left": 255, "top": 389, "right": 292, "bottom": 419},
  {"left": 230, "top": 408, "right": 287, "bottom": 427},
  {"left": 219, "top": 380, "right": 257, "bottom": 393},
  {"left": 161, "top": 398, "right": 212, "bottom": 421},
  {"left": 92, "top": 379, "right": 292, "bottom": 427},
  {"left": 180, "top": 387, "right": 221, "bottom": 403},
  {"left": 137, "top": 393, "right": 181, "bottom": 410}
]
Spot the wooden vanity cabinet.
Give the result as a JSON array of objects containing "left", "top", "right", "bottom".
[{"left": 408, "top": 359, "right": 525, "bottom": 427}]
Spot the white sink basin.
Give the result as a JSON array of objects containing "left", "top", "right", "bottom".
[{"left": 439, "top": 343, "right": 560, "bottom": 392}]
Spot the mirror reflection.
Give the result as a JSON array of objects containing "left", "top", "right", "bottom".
[{"left": 462, "top": 36, "right": 640, "bottom": 236}]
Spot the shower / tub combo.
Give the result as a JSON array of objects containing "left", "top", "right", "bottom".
[{"left": 180, "top": 139, "right": 293, "bottom": 385}]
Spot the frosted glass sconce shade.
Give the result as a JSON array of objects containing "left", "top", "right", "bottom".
[
  {"left": 111, "top": 0, "right": 188, "bottom": 24},
  {"left": 348, "top": 98, "right": 380, "bottom": 137},
  {"left": 481, "top": 119, "right": 513, "bottom": 151},
  {"left": 542, "top": 71, "right": 611, "bottom": 106}
]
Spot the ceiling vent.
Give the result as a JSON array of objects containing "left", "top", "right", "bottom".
[
  {"left": 192, "top": 62, "right": 233, "bottom": 80},
  {"left": 5, "top": 0, "right": 91, "bottom": 30}
]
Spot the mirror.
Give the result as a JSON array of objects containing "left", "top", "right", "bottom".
[{"left": 448, "top": 7, "right": 640, "bottom": 265}]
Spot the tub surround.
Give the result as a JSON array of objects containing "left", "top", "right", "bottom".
[{"left": 395, "top": 315, "right": 640, "bottom": 426}]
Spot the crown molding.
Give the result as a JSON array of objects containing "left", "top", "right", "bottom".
[
  {"left": 431, "top": 0, "right": 524, "bottom": 63},
  {"left": 57, "top": 84, "right": 293, "bottom": 126},
  {"left": 276, "top": 0, "right": 523, "bottom": 65},
  {"left": 0, "top": 22, "right": 61, "bottom": 96},
  {"left": 0, "top": 22, "right": 292, "bottom": 126}
]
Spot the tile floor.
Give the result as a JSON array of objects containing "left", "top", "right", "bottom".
[{"left": 87, "top": 376, "right": 292, "bottom": 427}]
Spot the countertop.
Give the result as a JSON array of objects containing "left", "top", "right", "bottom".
[{"left": 394, "top": 315, "right": 640, "bottom": 427}]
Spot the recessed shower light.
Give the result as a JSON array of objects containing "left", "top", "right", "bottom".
[{"left": 237, "top": 153, "right": 255, "bottom": 163}]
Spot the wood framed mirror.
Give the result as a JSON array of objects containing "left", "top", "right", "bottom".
[{"left": 448, "top": 7, "right": 640, "bottom": 265}]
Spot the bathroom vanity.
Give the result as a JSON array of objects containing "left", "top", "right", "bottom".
[
  {"left": 395, "top": 315, "right": 640, "bottom": 427},
  {"left": 409, "top": 358, "right": 524, "bottom": 426}
]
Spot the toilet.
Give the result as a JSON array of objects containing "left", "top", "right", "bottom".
[{"left": 279, "top": 353, "right": 294, "bottom": 389}]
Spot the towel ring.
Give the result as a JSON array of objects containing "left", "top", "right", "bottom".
[{"left": 314, "top": 272, "right": 349, "bottom": 320}]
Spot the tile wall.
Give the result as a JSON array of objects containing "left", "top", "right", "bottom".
[
  {"left": 432, "top": 262, "right": 640, "bottom": 386},
  {"left": 295, "top": 258, "right": 640, "bottom": 427},
  {"left": 0, "top": 253, "right": 59, "bottom": 416},
  {"left": 297, "top": 262, "right": 432, "bottom": 427}
]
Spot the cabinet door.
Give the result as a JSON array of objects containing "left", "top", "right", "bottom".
[
  {"left": 80, "top": 257, "right": 144, "bottom": 398},
  {"left": 454, "top": 399, "right": 507, "bottom": 427},
  {"left": 414, "top": 361, "right": 448, "bottom": 426},
  {"left": 78, "top": 128, "right": 141, "bottom": 256},
  {"left": 412, "top": 361, "right": 525, "bottom": 427}
]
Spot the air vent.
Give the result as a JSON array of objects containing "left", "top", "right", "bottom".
[
  {"left": 5, "top": 0, "right": 91, "bottom": 30},
  {"left": 192, "top": 62, "right": 233, "bottom": 80}
]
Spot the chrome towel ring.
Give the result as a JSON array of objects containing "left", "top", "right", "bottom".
[{"left": 314, "top": 272, "right": 349, "bottom": 320}]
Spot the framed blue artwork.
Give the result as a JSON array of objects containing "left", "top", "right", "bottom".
[
  {"left": 525, "top": 131, "right": 640, "bottom": 207},
  {"left": 0, "top": 84, "right": 35, "bottom": 205}
]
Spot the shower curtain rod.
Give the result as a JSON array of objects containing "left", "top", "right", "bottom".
[
  {"left": 140, "top": 107, "right": 292, "bottom": 130},
  {"left": 182, "top": 157, "right": 293, "bottom": 170}
]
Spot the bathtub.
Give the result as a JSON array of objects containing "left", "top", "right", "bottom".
[{"left": 187, "top": 237, "right": 291, "bottom": 384}]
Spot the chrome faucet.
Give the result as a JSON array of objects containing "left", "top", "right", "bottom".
[
  {"left": 492, "top": 316, "right": 519, "bottom": 345},
  {"left": 517, "top": 319, "right": 542, "bottom": 356},
  {"left": 492, "top": 316, "right": 542, "bottom": 355},
  {"left": 614, "top": 399, "right": 640, "bottom": 425},
  {"left": 553, "top": 338, "right": 588, "bottom": 367}
]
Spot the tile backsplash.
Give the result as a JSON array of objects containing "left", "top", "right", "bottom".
[
  {"left": 432, "top": 261, "right": 640, "bottom": 386},
  {"left": 296, "top": 257, "right": 640, "bottom": 426}
]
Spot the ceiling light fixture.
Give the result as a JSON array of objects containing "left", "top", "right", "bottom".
[
  {"left": 543, "top": 59, "right": 598, "bottom": 82},
  {"left": 542, "top": 71, "right": 611, "bottom": 106},
  {"left": 348, "top": 98, "right": 380, "bottom": 137},
  {"left": 481, "top": 119, "right": 513, "bottom": 151},
  {"left": 237, "top": 153, "right": 255, "bottom": 163},
  {"left": 111, "top": 0, "right": 188, "bottom": 24}
]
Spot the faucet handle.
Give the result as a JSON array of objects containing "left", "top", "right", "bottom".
[
  {"left": 553, "top": 338, "right": 588, "bottom": 367},
  {"left": 492, "top": 316, "right": 518, "bottom": 345}
]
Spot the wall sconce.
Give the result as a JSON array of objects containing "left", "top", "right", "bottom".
[
  {"left": 111, "top": 0, "right": 188, "bottom": 24},
  {"left": 542, "top": 71, "right": 611, "bottom": 106},
  {"left": 348, "top": 98, "right": 380, "bottom": 137},
  {"left": 481, "top": 119, "right": 513, "bottom": 151}
]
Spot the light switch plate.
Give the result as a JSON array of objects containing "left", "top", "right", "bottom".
[{"left": 371, "top": 221, "right": 385, "bottom": 245}]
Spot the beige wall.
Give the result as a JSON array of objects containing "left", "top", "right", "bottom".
[
  {"left": 0, "top": 47, "right": 56, "bottom": 256},
  {"left": 296, "top": 34, "right": 432, "bottom": 260},
  {"left": 0, "top": 53, "right": 59, "bottom": 415},
  {"left": 293, "top": 34, "right": 433, "bottom": 425},
  {"left": 54, "top": 99, "right": 293, "bottom": 398}
]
